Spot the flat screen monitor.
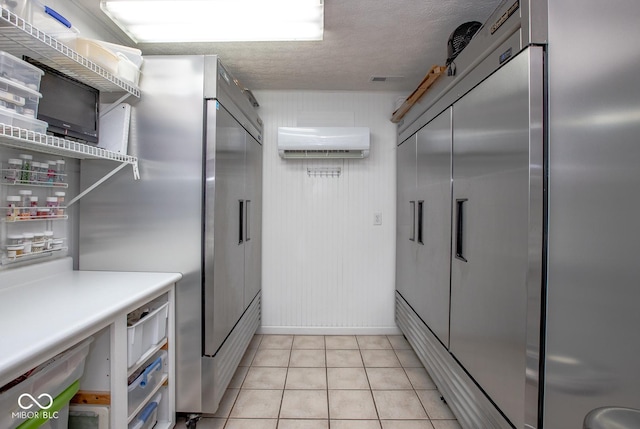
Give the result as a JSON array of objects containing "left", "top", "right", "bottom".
[{"left": 25, "top": 57, "right": 99, "bottom": 144}]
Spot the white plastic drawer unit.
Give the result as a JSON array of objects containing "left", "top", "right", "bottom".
[
  {"left": 127, "top": 300, "right": 169, "bottom": 368},
  {"left": 128, "top": 350, "right": 167, "bottom": 416},
  {"left": 0, "top": 337, "right": 93, "bottom": 429}
]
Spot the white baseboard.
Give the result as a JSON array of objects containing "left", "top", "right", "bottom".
[{"left": 257, "top": 326, "right": 402, "bottom": 335}]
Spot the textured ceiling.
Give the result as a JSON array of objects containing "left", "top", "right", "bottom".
[{"left": 74, "top": 0, "right": 502, "bottom": 92}]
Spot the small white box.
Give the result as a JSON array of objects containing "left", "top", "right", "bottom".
[{"left": 127, "top": 302, "right": 169, "bottom": 368}]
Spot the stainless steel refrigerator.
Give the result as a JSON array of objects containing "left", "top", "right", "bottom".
[
  {"left": 78, "top": 55, "right": 262, "bottom": 416},
  {"left": 395, "top": 0, "right": 640, "bottom": 428}
]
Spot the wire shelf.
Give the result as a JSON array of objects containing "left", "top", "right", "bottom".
[
  {"left": 0, "top": 7, "right": 140, "bottom": 97},
  {"left": 0, "top": 123, "right": 138, "bottom": 164}
]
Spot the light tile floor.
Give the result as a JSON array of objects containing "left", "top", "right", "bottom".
[{"left": 184, "top": 335, "right": 461, "bottom": 429}]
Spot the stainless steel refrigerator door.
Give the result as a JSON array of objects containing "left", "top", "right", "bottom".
[
  {"left": 243, "top": 133, "right": 262, "bottom": 308},
  {"left": 204, "top": 100, "right": 247, "bottom": 357},
  {"left": 544, "top": 1, "right": 640, "bottom": 426},
  {"left": 450, "top": 48, "right": 543, "bottom": 429},
  {"left": 395, "top": 135, "right": 418, "bottom": 304},
  {"left": 415, "top": 109, "right": 452, "bottom": 347}
]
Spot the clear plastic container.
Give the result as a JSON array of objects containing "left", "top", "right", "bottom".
[
  {"left": 46, "top": 196, "right": 58, "bottom": 213},
  {"left": 7, "top": 234, "right": 23, "bottom": 245},
  {"left": 47, "top": 160, "right": 56, "bottom": 184},
  {"left": 0, "top": 51, "right": 44, "bottom": 93},
  {"left": 127, "top": 351, "right": 167, "bottom": 416},
  {"left": 0, "top": 74, "right": 42, "bottom": 117},
  {"left": 54, "top": 192, "right": 65, "bottom": 216},
  {"left": 5, "top": 158, "right": 22, "bottom": 182},
  {"left": 44, "top": 230, "right": 53, "bottom": 249},
  {"left": 19, "top": 189, "right": 32, "bottom": 218},
  {"left": 0, "top": 0, "right": 32, "bottom": 22},
  {"left": 6, "top": 195, "right": 21, "bottom": 220},
  {"left": 6, "top": 244, "right": 24, "bottom": 258},
  {"left": 33, "top": 231, "right": 44, "bottom": 243},
  {"left": 74, "top": 38, "right": 119, "bottom": 74},
  {"left": 19, "top": 153, "right": 32, "bottom": 182},
  {"left": 29, "top": 195, "right": 38, "bottom": 217},
  {"left": 32, "top": 241, "right": 45, "bottom": 253},
  {"left": 22, "top": 232, "right": 34, "bottom": 253},
  {"left": 12, "top": 112, "right": 47, "bottom": 133},
  {"left": 128, "top": 392, "right": 161, "bottom": 429},
  {"left": 55, "top": 160, "right": 65, "bottom": 183}
]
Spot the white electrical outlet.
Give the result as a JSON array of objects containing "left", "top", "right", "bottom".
[{"left": 374, "top": 212, "right": 382, "bottom": 225}]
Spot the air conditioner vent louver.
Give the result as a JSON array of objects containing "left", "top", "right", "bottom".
[{"left": 278, "top": 127, "right": 370, "bottom": 159}]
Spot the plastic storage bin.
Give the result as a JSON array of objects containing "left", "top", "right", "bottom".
[
  {"left": 128, "top": 392, "right": 161, "bottom": 429},
  {"left": 15, "top": 379, "right": 80, "bottom": 429},
  {"left": 0, "top": 51, "right": 44, "bottom": 92},
  {"left": 74, "top": 38, "right": 119, "bottom": 75},
  {"left": 0, "top": 75, "right": 42, "bottom": 117},
  {"left": 0, "top": 106, "right": 48, "bottom": 133},
  {"left": 30, "top": 2, "right": 78, "bottom": 47},
  {"left": 127, "top": 351, "right": 167, "bottom": 416},
  {"left": 0, "top": 0, "right": 32, "bottom": 22},
  {"left": 0, "top": 337, "right": 93, "bottom": 429},
  {"left": 127, "top": 301, "right": 169, "bottom": 367},
  {"left": 68, "top": 404, "right": 109, "bottom": 429}
]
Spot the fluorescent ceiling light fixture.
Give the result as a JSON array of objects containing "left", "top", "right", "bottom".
[{"left": 100, "top": 0, "right": 324, "bottom": 43}]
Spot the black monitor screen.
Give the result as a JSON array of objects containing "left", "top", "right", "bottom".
[{"left": 25, "top": 57, "right": 99, "bottom": 143}]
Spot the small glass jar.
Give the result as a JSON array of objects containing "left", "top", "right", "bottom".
[
  {"left": 47, "top": 160, "right": 57, "bottom": 184},
  {"left": 6, "top": 158, "right": 22, "bottom": 183},
  {"left": 22, "top": 232, "right": 34, "bottom": 253},
  {"left": 29, "top": 196, "right": 39, "bottom": 218},
  {"left": 6, "top": 196, "right": 21, "bottom": 220},
  {"left": 37, "top": 207, "right": 51, "bottom": 218},
  {"left": 19, "top": 154, "right": 32, "bottom": 182},
  {"left": 32, "top": 242, "right": 45, "bottom": 253},
  {"left": 7, "top": 245, "right": 24, "bottom": 258},
  {"left": 56, "top": 159, "right": 66, "bottom": 184},
  {"left": 54, "top": 192, "right": 65, "bottom": 216},
  {"left": 18, "top": 190, "right": 32, "bottom": 219}
]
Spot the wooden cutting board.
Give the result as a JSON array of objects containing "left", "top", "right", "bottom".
[{"left": 391, "top": 65, "right": 446, "bottom": 123}]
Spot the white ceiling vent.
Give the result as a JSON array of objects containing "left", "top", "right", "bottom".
[{"left": 278, "top": 127, "right": 370, "bottom": 159}]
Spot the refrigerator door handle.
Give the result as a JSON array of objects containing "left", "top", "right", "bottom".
[
  {"left": 410, "top": 201, "right": 416, "bottom": 242},
  {"left": 238, "top": 199, "right": 244, "bottom": 245},
  {"left": 455, "top": 198, "right": 468, "bottom": 262},
  {"left": 245, "top": 200, "right": 251, "bottom": 242},
  {"left": 417, "top": 200, "right": 424, "bottom": 245}
]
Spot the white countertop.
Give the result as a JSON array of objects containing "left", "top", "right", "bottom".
[{"left": 0, "top": 258, "right": 182, "bottom": 387}]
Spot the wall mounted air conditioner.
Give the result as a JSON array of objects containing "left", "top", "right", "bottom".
[{"left": 277, "top": 127, "right": 370, "bottom": 159}]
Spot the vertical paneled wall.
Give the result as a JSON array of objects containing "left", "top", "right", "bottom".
[{"left": 255, "top": 90, "right": 403, "bottom": 334}]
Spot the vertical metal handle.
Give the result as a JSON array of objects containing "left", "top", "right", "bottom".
[
  {"left": 455, "top": 198, "right": 468, "bottom": 262},
  {"left": 238, "top": 199, "right": 244, "bottom": 245},
  {"left": 409, "top": 201, "right": 416, "bottom": 242},
  {"left": 417, "top": 200, "right": 424, "bottom": 245},
  {"left": 245, "top": 200, "right": 251, "bottom": 242}
]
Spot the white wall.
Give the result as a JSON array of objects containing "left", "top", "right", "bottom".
[{"left": 255, "top": 90, "right": 403, "bottom": 335}]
